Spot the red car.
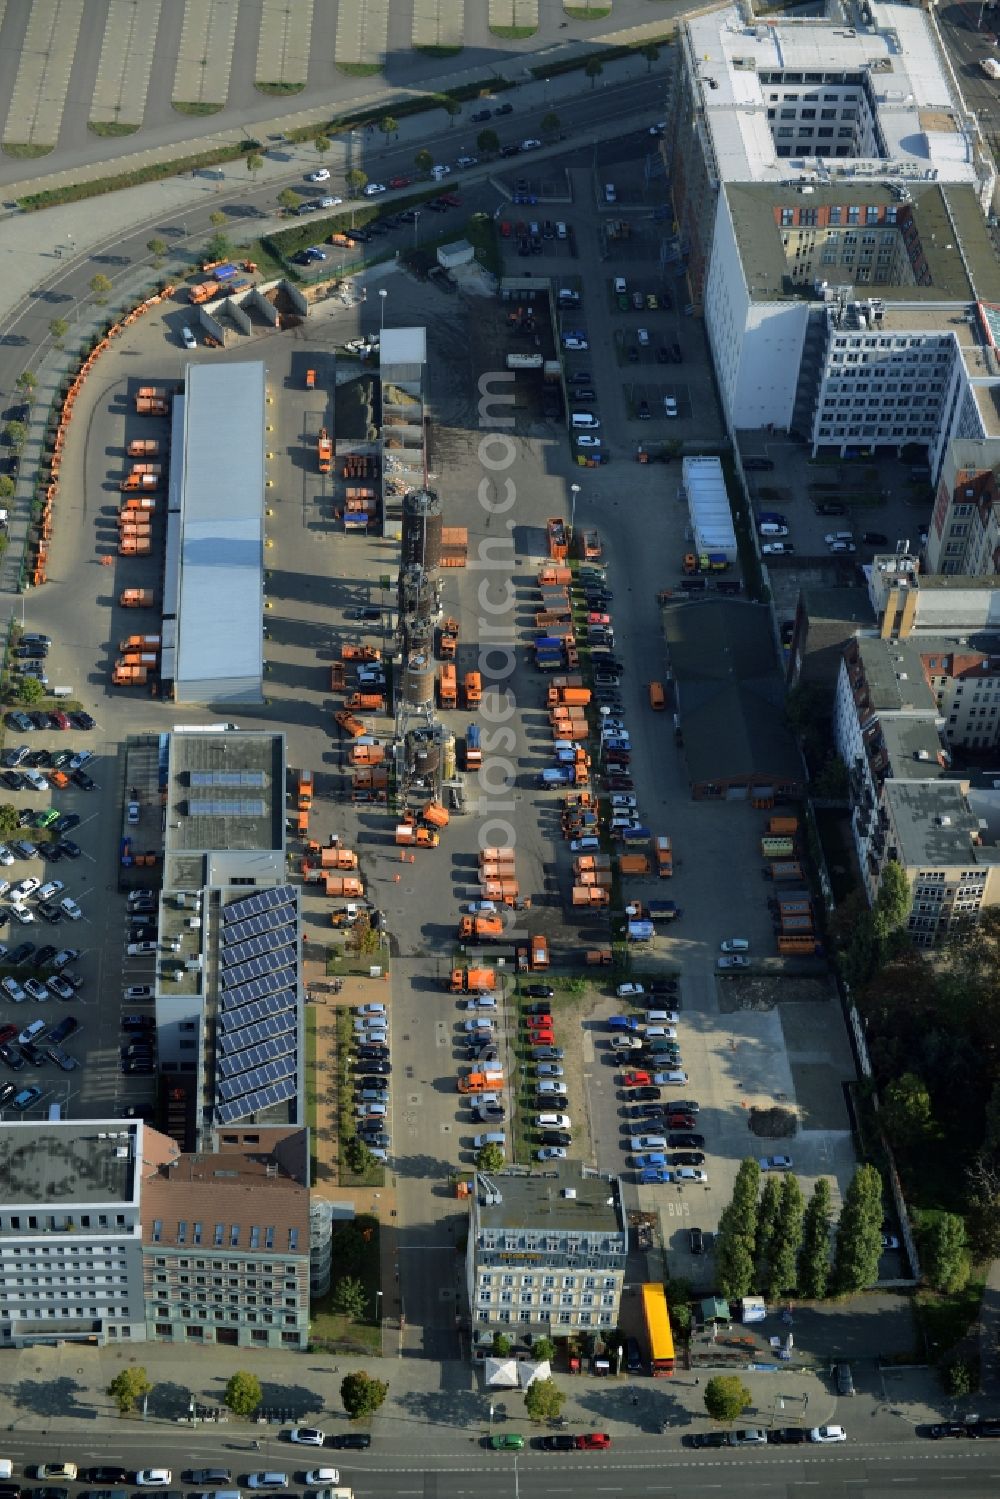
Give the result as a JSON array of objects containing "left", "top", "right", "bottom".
[
  {"left": 576, "top": 1433, "right": 612, "bottom": 1450},
  {"left": 437, "top": 192, "right": 462, "bottom": 207},
  {"left": 499, "top": 220, "right": 512, "bottom": 238},
  {"left": 389, "top": 175, "right": 410, "bottom": 189},
  {"left": 525, "top": 1013, "right": 553, "bottom": 1029},
  {"left": 622, "top": 1070, "right": 652, "bottom": 1089},
  {"left": 529, "top": 1031, "right": 556, "bottom": 1048},
  {"left": 665, "top": 1114, "right": 697, "bottom": 1130},
  {"left": 49, "top": 710, "right": 72, "bottom": 730}
]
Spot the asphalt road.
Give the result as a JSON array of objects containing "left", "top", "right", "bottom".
[{"left": 2, "top": 1428, "right": 1000, "bottom": 1498}]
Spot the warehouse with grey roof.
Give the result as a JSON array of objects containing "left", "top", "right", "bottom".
[{"left": 165, "top": 361, "right": 265, "bottom": 704}]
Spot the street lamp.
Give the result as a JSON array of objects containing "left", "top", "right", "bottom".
[
  {"left": 413, "top": 210, "right": 421, "bottom": 250},
  {"left": 379, "top": 287, "right": 387, "bottom": 335},
  {"left": 570, "top": 482, "right": 581, "bottom": 538}
]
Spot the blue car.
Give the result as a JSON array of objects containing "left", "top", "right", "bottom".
[
  {"left": 640, "top": 1167, "right": 673, "bottom": 1185},
  {"left": 634, "top": 1152, "right": 668, "bottom": 1170},
  {"left": 608, "top": 1015, "right": 641, "bottom": 1032}
]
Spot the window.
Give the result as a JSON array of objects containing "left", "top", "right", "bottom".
[
  {"left": 177, "top": 1221, "right": 187, "bottom": 1245},
  {"left": 214, "top": 1224, "right": 224, "bottom": 1247}
]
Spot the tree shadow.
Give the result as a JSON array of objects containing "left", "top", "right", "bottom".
[
  {"left": 7, "top": 1375, "right": 94, "bottom": 1421},
  {"left": 147, "top": 1378, "right": 195, "bottom": 1420}
]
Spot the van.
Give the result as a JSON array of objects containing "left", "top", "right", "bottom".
[
  {"left": 571, "top": 412, "right": 599, "bottom": 430},
  {"left": 759, "top": 522, "right": 788, "bottom": 537},
  {"left": 205, "top": 1491, "right": 242, "bottom": 1499},
  {"left": 473, "top": 1131, "right": 506, "bottom": 1149},
  {"left": 536, "top": 1112, "right": 571, "bottom": 1129},
  {"left": 648, "top": 681, "right": 665, "bottom": 711},
  {"left": 51, "top": 686, "right": 72, "bottom": 698}
]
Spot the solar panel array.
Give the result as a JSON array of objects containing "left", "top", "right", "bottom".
[
  {"left": 216, "top": 884, "right": 299, "bottom": 1124},
  {"left": 190, "top": 770, "right": 267, "bottom": 789},
  {"left": 187, "top": 797, "right": 267, "bottom": 818}
]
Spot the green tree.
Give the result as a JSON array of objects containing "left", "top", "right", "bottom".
[
  {"left": 703, "top": 1374, "right": 751, "bottom": 1424},
  {"left": 443, "top": 99, "right": 461, "bottom": 128},
  {"left": 730, "top": 1158, "right": 762, "bottom": 1238},
  {"left": 0, "top": 476, "right": 13, "bottom": 500},
  {"left": 476, "top": 1143, "right": 505, "bottom": 1172},
  {"left": 48, "top": 317, "right": 69, "bottom": 347},
  {"left": 107, "top": 1365, "right": 153, "bottom": 1413},
  {"left": 715, "top": 1206, "right": 755, "bottom": 1301},
  {"left": 967, "top": 1154, "right": 1000, "bottom": 1258},
  {"left": 585, "top": 58, "right": 603, "bottom": 90},
  {"left": 642, "top": 43, "right": 660, "bottom": 72},
  {"left": 278, "top": 187, "right": 303, "bottom": 214},
  {"left": 943, "top": 1355, "right": 975, "bottom": 1398},
  {"left": 814, "top": 754, "right": 849, "bottom": 799},
  {"left": 224, "top": 1370, "right": 262, "bottom": 1417},
  {"left": 245, "top": 153, "right": 263, "bottom": 181},
  {"left": 0, "top": 805, "right": 19, "bottom": 838},
  {"left": 379, "top": 115, "right": 398, "bottom": 139},
  {"left": 882, "top": 1072, "right": 936, "bottom": 1149},
  {"left": 330, "top": 1224, "right": 365, "bottom": 1276},
  {"left": 798, "top": 1178, "right": 833, "bottom": 1299},
  {"left": 541, "top": 112, "right": 560, "bottom": 137},
  {"left": 314, "top": 133, "right": 331, "bottom": 159},
  {"left": 525, "top": 1376, "right": 565, "bottom": 1423},
  {"left": 755, "top": 1175, "right": 782, "bottom": 1280},
  {"left": 477, "top": 128, "right": 499, "bottom": 156},
  {"left": 16, "top": 676, "right": 44, "bottom": 705},
  {"left": 89, "top": 274, "right": 112, "bottom": 305},
  {"left": 345, "top": 1134, "right": 375, "bottom": 1174},
  {"left": 530, "top": 1336, "right": 556, "bottom": 1363},
  {"left": 4, "top": 421, "right": 26, "bottom": 450},
  {"left": 146, "top": 238, "right": 167, "bottom": 267},
  {"left": 209, "top": 210, "right": 227, "bottom": 229},
  {"left": 340, "top": 1369, "right": 388, "bottom": 1420},
  {"left": 833, "top": 1164, "right": 884, "bottom": 1294},
  {"left": 414, "top": 149, "right": 433, "bottom": 175},
  {"left": 923, "top": 1213, "right": 968, "bottom": 1295},
  {"left": 15, "top": 371, "right": 36, "bottom": 401},
  {"left": 873, "top": 860, "right": 911, "bottom": 938},
  {"left": 492, "top": 1331, "right": 512, "bottom": 1356},
  {"left": 347, "top": 911, "right": 381, "bottom": 957},
  {"left": 345, "top": 168, "right": 368, "bottom": 195},
  {"left": 204, "top": 233, "right": 231, "bottom": 263},
  {"left": 768, "top": 1173, "right": 805, "bottom": 1295},
  {"left": 331, "top": 1275, "right": 369, "bottom": 1320}
]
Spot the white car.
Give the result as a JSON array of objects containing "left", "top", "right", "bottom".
[
  {"left": 610, "top": 794, "right": 637, "bottom": 808},
  {"left": 59, "top": 896, "right": 82, "bottom": 921},
  {"left": 0, "top": 846, "right": 13, "bottom": 866},
  {"left": 13, "top": 877, "right": 41, "bottom": 901},
  {"left": 664, "top": 396, "right": 678, "bottom": 417},
  {"left": 460, "top": 995, "right": 497, "bottom": 1011},
  {"left": 288, "top": 1428, "right": 326, "bottom": 1446},
  {"left": 69, "top": 751, "right": 93, "bottom": 771},
  {"left": 463, "top": 1018, "right": 493, "bottom": 1033},
  {"left": 538, "top": 1146, "right": 567, "bottom": 1160},
  {"left": 637, "top": 328, "right": 650, "bottom": 346},
  {"left": 829, "top": 540, "right": 856, "bottom": 553},
  {"left": 759, "top": 1155, "right": 793, "bottom": 1171},
  {"left": 809, "top": 1425, "right": 846, "bottom": 1443},
  {"left": 181, "top": 326, "right": 197, "bottom": 350},
  {"left": 717, "top": 955, "right": 750, "bottom": 969},
  {"left": 521, "top": 138, "right": 542, "bottom": 150},
  {"left": 576, "top": 436, "right": 602, "bottom": 449},
  {"left": 456, "top": 155, "right": 478, "bottom": 168},
  {"left": 319, "top": 196, "right": 343, "bottom": 208},
  {"left": 430, "top": 164, "right": 451, "bottom": 179},
  {"left": 127, "top": 941, "right": 157, "bottom": 955},
  {"left": 36, "top": 880, "right": 65, "bottom": 903},
  {"left": 364, "top": 182, "right": 386, "bottom": 196},
  {"left": 610, "top": 1035, "right": 643, "bottom": 1052},
  {"left": 2, "top": 977, "right": 25, "bottom": 1003},
  {"left": 762, "top": 542, "right": 794, "bottom": 555},
  {"left": 304, "top": 1471, "right": 340, "bottom": 1485},
  {"left": 354, "top": 1003, "right": 386, "bottom": 1018},
  {"left": 675, "top": 1167, "right": 708, "bottom": 1183},
  {"left": 136, "top": 1472, "right": 172, "bottom": 1488},
  {"left": 563, "top": 336, "right": 589, "bottom": 350},
  {"left": 616, "top": 982, "right": 645, "bottom": 999},
  {"left": 721, "top": 939, "right": 749, "bottom": 953},
  {"left": 307, "top": 168, "right": 330, "bottom": 182},
  {"left": 10, "top": 905, "right": 34, "bottom": 925}
]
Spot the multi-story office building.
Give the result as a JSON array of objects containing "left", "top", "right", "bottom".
[
  {"left": 140, "top": 1123, "right": 311, "bottom": 1349},
  {"left": 833, "top": 592, "right": 1000, "bottom": 941},
  {"left": 0, "top": 1120, "right": 149, "bottom": 1347},
  {"left": 666, "top": 3, "right": 994, "bottom": 310},
  {"left": 926, "top": 437, "right": 1000, "bottom": 574},
  {"left": 466, "top": 1164, "right": 628, "bottom": 1346}
]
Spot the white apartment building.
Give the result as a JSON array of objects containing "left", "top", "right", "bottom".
[
  {"left": 0, "top": 1120, "right": 149, "bottom": 1346},
  {"left": 467, "top": 1165, "right": 627, "bottom": 1347}
]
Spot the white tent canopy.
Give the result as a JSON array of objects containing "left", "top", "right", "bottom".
[{"left": 483, "top": 1357, "right": 553, "bottom": 1388}]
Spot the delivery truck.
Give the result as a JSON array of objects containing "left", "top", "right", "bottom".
[
  {"left": 449, "top": 967, "right": 496, "bottom": 993},
  {"left": 395, "top": 825, "right": 439, "bottom": 848},
  {"left": 438, "top": 663, "right": 457, "bottom": 710},
  {"left": 458, "top": 915, "right": 505, "bottom": 942},
  {"left": 655, "top": 835, "right": 673, "bottom": 877}
]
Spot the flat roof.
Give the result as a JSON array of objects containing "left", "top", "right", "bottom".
[
  {"left": 0, "top": 1122, "right": 140, "bottom": 1207},
  {"left": 380, "top": 326, "right": 426, "bottom": 368},
  {"left": 725, "top": 183, "right": 994, "bottom": 304},
  {"left": 685, "top": 3, "right": 978, "bottom": 185},
  {"left": 884, "top": 778, "right": 987, "bottom": 867},
  {"left": 166, "top": 731, "right": 284, "bottom": 856},
  {"left": 476, "top": 1164, "right": 625, "bottom": 1235},
  {"left": 175, "top": 362, "right": 265, "bottom": 702},
  {"left": 854, "top": 637, "right": 938, "bottom": 713}
]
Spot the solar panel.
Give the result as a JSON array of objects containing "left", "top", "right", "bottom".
[
  {"left": 218, "top": 1011, "right": 297, "bottom": 1052},
  {"left": 186, "top": 797, "right": 268, "bottom": 818},
  {"left": 218, "top": 1034, "right": 295, "bottom": 1079},
  {"left": 218, "top": 988, "right": 293, "bottom": 1029},
  {"left": 190, "top": 770, "right": 267, "bottom": 789},
  {"left": 222, "top": 954, "right": 297, "bottom": 991},
  {"left": 218, "top": 1053, "right": 296, "bottom": 1103},
  {"left": 223, "top": 884, "right": 296, "bottom": 925},
  {"left": 216, "top": 1073, "right": 297, "bottom": 1125}
]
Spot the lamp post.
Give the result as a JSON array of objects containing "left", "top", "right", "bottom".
[
  {"left": 570, "top": 483, "right": 580, "bottom": 540},
  {"left": 379, "top": 287, "right": 387, "bottom": 335}
]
